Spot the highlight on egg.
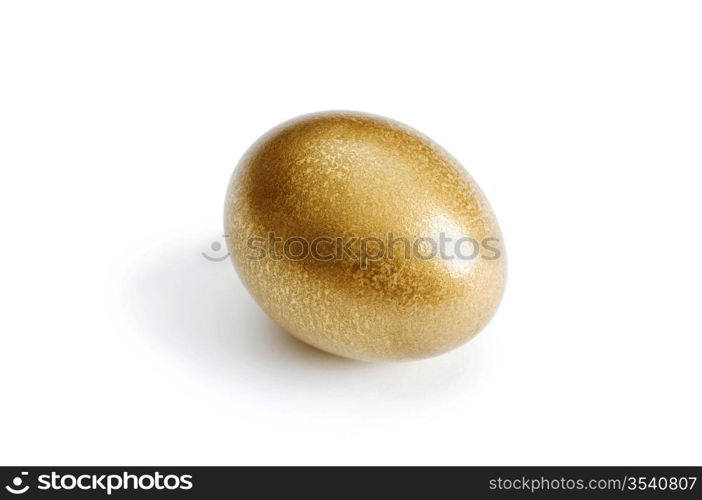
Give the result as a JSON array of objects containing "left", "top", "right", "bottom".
[{"left": 225, "top": 111, "right": 506, "bottom": 362}]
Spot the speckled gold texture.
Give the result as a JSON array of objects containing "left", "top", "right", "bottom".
[{"left": 225, "top": 112, "right": 506, "bottom": 361}]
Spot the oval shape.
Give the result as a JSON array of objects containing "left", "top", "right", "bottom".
[{"left": 225, "top": 112, "right": 506, "bottom": 361}]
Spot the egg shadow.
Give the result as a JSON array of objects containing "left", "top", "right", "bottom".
[{"left": 122, "top": 234, "right": 486, "bottom": 410}]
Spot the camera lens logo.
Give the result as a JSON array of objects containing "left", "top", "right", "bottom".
[
  {"left": 202, "top": 234, "right": 230, "bottom": 262},
  {"left": 5, "top": 472, "right": 29, "bottom": 495}
]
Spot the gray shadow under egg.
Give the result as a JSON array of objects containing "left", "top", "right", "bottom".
[{"left": 122, "top": 235, "right": 487, "bottom": 410}]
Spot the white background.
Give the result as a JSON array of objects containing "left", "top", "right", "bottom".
[{"left": 1, "top": 1, "right": 700, "bottom": 465}]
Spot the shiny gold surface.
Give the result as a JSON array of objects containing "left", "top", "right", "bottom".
[{"left": 225, "top": 112, "right": 506, "bottom": 361}]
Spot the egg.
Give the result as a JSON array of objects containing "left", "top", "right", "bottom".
[{"left": 225, "top": 112, "right": 506, "bottom": 361}]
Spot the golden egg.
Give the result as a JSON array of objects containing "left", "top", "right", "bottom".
[{"left": 225, "top": 112, "right": 506, "bottom": 361}]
